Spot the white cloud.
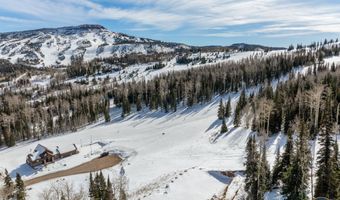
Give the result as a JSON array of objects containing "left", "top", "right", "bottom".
[
  {"left": 0, "top": 0, "right": 91, "bottom": 25},
  {"left": 0, "top": 0, "right": 339, "bottom": 37},
  {"left": 204, "top": 32, "right": 250, "bottom": 37},
  {"left": 0, "top": 16, "right": 39, "bottom": 23},
  {"left": 88, "top": 7, "right": 183, "bottom": 31}
]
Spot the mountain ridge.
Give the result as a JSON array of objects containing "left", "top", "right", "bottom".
[{"left": 0, "top": 24, "right": 284, "bottom": 67}]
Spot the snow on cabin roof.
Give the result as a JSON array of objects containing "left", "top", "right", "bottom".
[
  {"left": 29, "top": 143, "right": 78, "bottom": 161},
  {"left": 30, "top": 144, "right": 48, "bottom": 161}
]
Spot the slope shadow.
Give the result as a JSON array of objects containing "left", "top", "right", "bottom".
[
  {"left": 93, "top": 94, "right": 223, "bottom": 129},
  {"left": 205, "top": 119, "right": 221, "bottom": 132},
  {"left": 207, "top": 170, "right": 231, "bottom": 184},
  {"left": 222, "top": 127, "right": 238, "bottom": 139},
  {"left": 209, "top": 126, "right": 239, "bottom": 144}
]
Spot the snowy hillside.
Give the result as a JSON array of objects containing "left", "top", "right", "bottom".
[
  {"left": 0, "top": 25, "right": 187, "bottom": 67},
  {"left": 0, "top": 24, "right": 288, "bottom": 69},
  {"left": 0, "top": 93, "right": 251, "bottom": 199},
  {"left": 1, "top": 54, "right": 340, "bottom": 200},
  {"left": 0, "top": 78, "right": 297, "bottom": 199},
  {"left": 1, "top": 23, "right": 340, "bottom": 200}
]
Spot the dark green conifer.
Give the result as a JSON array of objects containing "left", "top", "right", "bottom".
[{"left": 15, "top": 173, "right": 25, "bottom": 200}]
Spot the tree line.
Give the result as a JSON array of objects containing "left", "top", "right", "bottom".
[
  {"left": 242, "top": 64, "right": 340, "bottom": 199},
  {"left": 0, "top": 42, "right": 339, "bottom": 147}
]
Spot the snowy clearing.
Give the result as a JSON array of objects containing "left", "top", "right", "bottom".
[{"left": 0, "top": 90, "right": 287, "bottom": 199}]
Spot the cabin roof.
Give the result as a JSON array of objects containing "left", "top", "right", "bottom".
[
  {"left": 29, "top": 144, "right": 50, "bottom": 161},
  {"left": 54, "top": 144, "right": 78, "bottom": 154},
  {"left": 29, "top": 143, "right": 78, "bottom": 161}
]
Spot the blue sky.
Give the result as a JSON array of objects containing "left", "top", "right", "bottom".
[{"left": 0, "top": 0, "right": 339, "bottom": 47}]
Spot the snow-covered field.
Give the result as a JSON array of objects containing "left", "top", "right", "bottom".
[
  {"left": 0, "top": 54, "right": 328, "bottom": 200},
  {"left": 0, "top": 86, "right": 289, "bottom": 200},
  {"left": 2, "top": 51, "right": 339, "bottom": 199}
]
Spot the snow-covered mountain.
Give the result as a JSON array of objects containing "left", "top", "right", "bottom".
[{"left": 0, "top": 24, "right": 188, "bottom": 67}]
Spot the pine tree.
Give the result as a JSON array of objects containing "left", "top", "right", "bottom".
[
  {"left": 4, "top": 169, "right": 13, "bottom": 188},
  {"left": 9, "top": 134, "right": 15, "bottom": 147},
  {"left": 3, "top": 168, "right": 14, "bottom": 199},
  {"left": 272, "top": 128, "right": 294, "bottom": 187},
  {"left": 105, "top": 177, "right": 114, "bottom": 200},
  {"left": 282, "top": 121, "right": 310, "bottom": 200},
  {"left": 258, "top": 143, "right": 271, "bottom": 199},
  {"left": 217, "top": 99, "right": 225, "bottom": 120},
  {"left": 0, "top": 133, "right": 3, "bottom": 146},
  {"left": 225, "top": 97, "right": 231, "bottom": 118},
  {"left": 281, "top": 128, "right": 293, "bottom": 174},
  {"left": 315, "top": 95, "right": 338, "bottom": 199},
  {"left": 104, "top": 99, "right": 111, "bottom": 122},
  {"left": 333, "top": 140, "right": 340, "bottom": 198},
  {"left": 280, "top": 107, "right": 286, "bottom": 133},
  {"left": 15, "top": 173, "right": 25, "bottom": 200},
  {"left": 233, "top": 106, "right": 241, "bottom": 127},
  {"left": 99, "top": 171, "right": 107, "bottom": 199},
  {"left": 121, "top": 97, "right": 131, "bottom": 118},
  {"left": 170, "top": 88, "right": 177, "bottom": 112},
  {"left": 93, "top": 172, "right": 101, "bottom": 199},
  {"left": 239, "top": 89, "right": 247, "bottom": 108},
  {"left": 244, "top": 135, "right": 260, "bottom": 199},
  {"left": 136, "top": 94, "right": 142, "bottom": 111},
  {"left": 234, "top": 91, "right": 247, "bottom": 127},
  {"left": 271, "top": 148, "right": 282, "bottom": 187},
  {"left": 104, "top": 108, "right": 110, "bottom": 122},
  {"left": 119, "top": 188, "right": 127, "bottom": 200},
  {"left": 220, "top": 118, "right": 228, "bottom": 133},
  {"left": 89, "top": 172, "right": 95, "bottom": 198}
]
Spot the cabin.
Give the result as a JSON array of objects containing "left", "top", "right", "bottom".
[{"left": 26, "top": 144, "right": 79, "bottom": 168}]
